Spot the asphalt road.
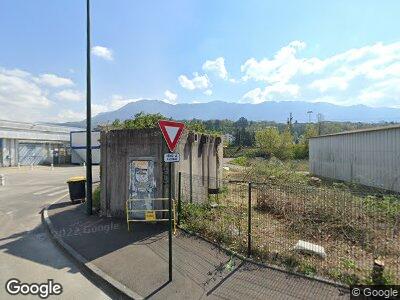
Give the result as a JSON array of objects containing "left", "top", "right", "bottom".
[{"left": 0, "top": 165, "right": 110, "bottom": 300}]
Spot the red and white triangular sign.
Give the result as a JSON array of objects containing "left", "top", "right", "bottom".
[{"left": 158, "top": 120, "right": 185, "bottom": 152}]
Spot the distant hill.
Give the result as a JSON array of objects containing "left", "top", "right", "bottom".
[{"left": 66, "top": 100, "right": 400, "bottom": 126}]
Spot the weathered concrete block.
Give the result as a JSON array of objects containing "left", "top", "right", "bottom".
[
  {"left": 294, "top": 240, "right": 326, "bottom": 259},
  {"left": 210, "top": 202, "right": 219, "bottom": 208},
  {"left": 309, "top": 176, "right": 322, "bottom": 185}
]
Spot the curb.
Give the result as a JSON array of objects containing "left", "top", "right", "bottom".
[
  {"left": 178, "top": 225, "right": 349, "bottom": 293},
  {"left": 42, "top": 199, "right": 144, "bottom": 300}
]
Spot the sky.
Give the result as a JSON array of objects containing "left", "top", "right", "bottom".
[{"left": 1, "top": 0, "right": 400, "bottom": 122}]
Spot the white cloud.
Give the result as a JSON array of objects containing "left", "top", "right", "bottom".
[
  {"left": 242, "top": 83, "right": 300, "bottom": 104},
  {"left": 56, "top": 89, "right": 84, "bottom": 102},
  {"left": 242, "top": 88, "right": 263, "bottom": 104},
  {"left": 56, "top": 110, "right": 86, "bottom": 122},
  {"left": 204, "top": 89, "right": 213, "bottom": 96},
  {"left": 358, "top": 78, "right": 400, "bottom": 106},
  {"left": 178, "top": 73, "right": 210, "bottom": 90},
  {"left": 91, "top": 46, "right": 113, "bottom": 61},
  {"left": 241, "top": 40, "right": 313, "bottom": 84},
  {"left": 36, "top": 73, "right": 74, "bottom": 87},
  {"left": 309, "top": 77, "right": 349, "bottom": 92},
  {"left": 0, "top": 67, "right": 53, "bottom": 121},
  {"left": 239, "top": 40, "right": 400, "bottom": 107},
  {"left": 202, "top": 57, "right": 228, "bottom": 79},
  {"left": 164, "top": 90, "right": 178, "bottom": 104},
  {"left": 0, "top": 72, "right": 51, "bottom": 107},
  {"left": 92, "top": 104, "right": 109, "bottom": 116},
  {"left": 0, "top": 67, "right": 87, "bottom": 122},
  {"left": 108, "top": 95, "right": 144, "bottom": 111}
]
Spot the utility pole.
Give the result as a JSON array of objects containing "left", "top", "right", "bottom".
[
  {"left": 317, "top": 113, "right": 323, "bottom": 136},
  {"left": 307, "top": 110, "right": 313, "bottom": 123},
  {"left": 86, "top": 0, "right": 93, "bottom": 215},
  {"left": 287, "top": 112, "right": 293, "bottom": 133},
  {"left": 168, "top": 161, "right": 172, "bottom": 281}
]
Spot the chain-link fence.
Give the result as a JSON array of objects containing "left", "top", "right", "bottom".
[{"left": 177, "top": 173, "right": 400, "bottom": 286}]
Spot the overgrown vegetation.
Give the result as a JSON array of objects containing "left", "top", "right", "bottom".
[
  {"left": 107, "top": 112, "right": 220, "bottom": 136},
  {"left": 93, "top": 186, "right": 101, "bottom": 209},
  {"left": 180, "top": 158, "right": 400, "bottom": 285},
  {"left": 110, "top": 112, "right": 165, "bottom": 129}
]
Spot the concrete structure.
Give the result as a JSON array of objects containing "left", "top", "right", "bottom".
[
  {"left": 309, "top": 125, "right": 400, "bottom": 192},
  {"left": 100, "top": 128, "right": 223, "bottom": 218},
  {"left": 0, "top": 120, "right": 79, "bottom": 167},
  {"left": 70, "top": 131, "right": 101, "bottom": 164}
]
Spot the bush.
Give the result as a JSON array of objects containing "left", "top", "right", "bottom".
[
  {"left": 93, "top": 186, "right": 101, "bottom": 209},
  {"left": 293, "top": 143, "right": 308, "bottom": 159},
  {"left": 255, "top": 183, "right": 400, "bottom": 249},
  {"left": 230, "top": 156, "right": 249, "bottom": 167},
  {"left": 255, "top": 127, "right": 295, "bottom": 160}
]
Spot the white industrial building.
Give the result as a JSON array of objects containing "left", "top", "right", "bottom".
[
  {"left": 0, "top": 120, "right": 80, "bottom": 167},
  {"left": 309, "top": 125, "right": 400, "bottom": 193}
]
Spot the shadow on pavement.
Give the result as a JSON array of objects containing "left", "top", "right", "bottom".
[
  {"left": 46, "top": 201, "right": 168, "bottom": 260},
  {"left": 0, "top": 223, "right": 84, "bottom": 274}
]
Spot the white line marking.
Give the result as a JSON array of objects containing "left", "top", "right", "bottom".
[
  {"left": 33, "top": 186, "right": 63, "bottom": 195},
  {"left": 47, "top": 188, "right": 69, "bottom": 196}
]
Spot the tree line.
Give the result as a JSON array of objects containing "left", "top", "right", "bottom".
[{"left": 104, "top": 112, "right": 396, "bottom": 160}]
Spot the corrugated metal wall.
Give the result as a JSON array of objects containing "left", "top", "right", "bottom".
[
  {"left": 309, "top": 127, "right": 400, "bottom": 192},
  {"left": 18, "top": 143, "right": 48, "bottom": 166}
]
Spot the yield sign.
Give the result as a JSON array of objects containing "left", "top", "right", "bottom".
[{"left": 158, "top": 120, "right": 185, "bottom": 152}]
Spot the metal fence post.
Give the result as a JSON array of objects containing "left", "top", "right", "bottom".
[
  {"left": 178, "top": 172, "right": 182, "bottom": 226},
  {"left": 247, "top": 182, "right": 252, "bottom": 258}
]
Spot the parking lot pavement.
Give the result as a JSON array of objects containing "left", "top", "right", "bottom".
[{"left": 0, "top": 165, "right": 112, "bottom": 300}]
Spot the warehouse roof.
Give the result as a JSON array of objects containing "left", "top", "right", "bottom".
[
  {"left": 310, "top": 123, "right": 400, "bottom": 139},
  {"left": 0, "top": 119, "right": 81, "bottom": 141}
]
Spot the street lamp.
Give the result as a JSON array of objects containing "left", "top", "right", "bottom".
[
  {"left": 86, "top": 0, "right": 93, "bottom": 215},
  {"left": 307, "top": 110, "right": 313, "bottom": 123}
]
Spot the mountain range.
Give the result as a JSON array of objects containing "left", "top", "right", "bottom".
[{"left": 63, "top": 100, "right": 400, "bottom": 127}]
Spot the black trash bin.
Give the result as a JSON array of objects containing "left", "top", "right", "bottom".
[{"left": 67, "top": 176, "right": 86, "bottom": 203}]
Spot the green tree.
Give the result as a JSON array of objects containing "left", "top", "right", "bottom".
[
  {"left": 255, "top": 127, "right": 281, "bottom": 158},
  {"left": 111, "top": 119, "right": 122, "bottom": 128},
  {"left": 294, "top": 124, "right": 318, "bottom": 159},
  {"left": 185, "top": 120, "right": 206, "bottom": 132},
  {"left": 277, "top": 127, "right": 294, "bottom": 160},
  {"left": 113, "top": 112, "right": 166, "bottom": 129}
]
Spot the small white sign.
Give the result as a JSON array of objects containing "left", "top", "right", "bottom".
[{"left": 164, "top": 153, "right": 180, "bottom": 163}]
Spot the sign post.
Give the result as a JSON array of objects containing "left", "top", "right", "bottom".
[{"left": 158, "top": 120, "right": 185, "bottom": 282}]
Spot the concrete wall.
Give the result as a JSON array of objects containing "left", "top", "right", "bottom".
[
  {"left": 174, "top": 132, "right": 223, "bottom": 203},
  {"left": 309, "top": 126, "right": 400, "bottom": 192},
  {"left": 100, "top": 128, "right": 223, "bottom": 217}
]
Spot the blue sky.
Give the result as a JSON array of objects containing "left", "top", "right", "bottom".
[{"left": 1, "top": 0, "right": 400, "bottom": 122}]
